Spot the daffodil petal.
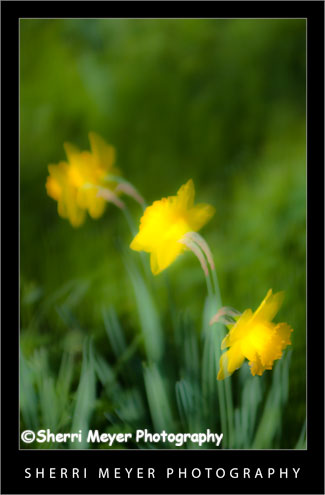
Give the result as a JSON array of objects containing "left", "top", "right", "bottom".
[
  {"left": 64, "top": 142, "right": 80, "bottom": 161},
  {"left": 177, "top": 179, "right": 195, "bottom": 209},
  {"left": 222, "top": 309, "right": 253, "bottom": 348},
  {"left": 61, "top": 187, "right": 85, "bottom": 227},
  {"left": 89, "top": 131, "right": 116, "bottom": 171},
  {"left": 217, "top": 343, "right": 245, "bottom": 380},
  {"left": 252, "top": 289, "right": 285, "bottom": 323},
  {"left": 150, "top": 251, "right": 160, "bottom": 275},
  {"left": 46, "top": 176, "right": 61, "bottom": 200},
  {"left": 188, "top": 204, "right": 216, "bottom": 231}
]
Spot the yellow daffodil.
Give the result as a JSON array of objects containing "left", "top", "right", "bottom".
[
  {"left": 130, "top": 179, "right": 215, "bottom": 275},
  {"left": 216, "top": 289, "right": 293, "bottom": 380},
  {"left": 46, "top": 133, "right": 121, "bottom": 227}
]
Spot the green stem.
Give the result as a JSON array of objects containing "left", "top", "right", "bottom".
[
  {"left": 188, "top": 233, "right": 234, "bottom": 449},
  {"left": 205, "top": 271, "right": 228, "bottom": 443},
  {"left": 204, "top": 269, "right": 214, "bottom": 299},
  {"left": 121, "top": 206, "right": 151, "bottom": 281},
  {"left": 208, "top": 264, "right": 234, "bottom": 449},
  {"left": 121, "top": 206, "right": 137, "bottom": 237},
  {"left": 211, "top": 267, "right": 222, "bottom": 308}
]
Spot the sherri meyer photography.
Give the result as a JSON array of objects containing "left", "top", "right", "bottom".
[{"left": 20, "top": 18, "right": 306, "bottom": 451}]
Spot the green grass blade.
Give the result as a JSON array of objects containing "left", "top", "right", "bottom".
[
  {"left": 70, "top": 339, "right": 96, "bottom": 449},
  {"left": 125, "top": 256, "right": 163, "bottom": 362},
  {"left": 143, "top": 363, "right": 176, "bottom": 433},
  {"left": 20, "top": 351, "right": 38, "bottom": 431},
  {"left": 102, "top": 306, "right": 127, "bottom": 358}
]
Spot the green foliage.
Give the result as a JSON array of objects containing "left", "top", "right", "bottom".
[
  {"left": 20, "top": 19, "right": 306, "bottom": 449},
  {"left": 20, "top": 278, "right": 295, "bottom": 449}
]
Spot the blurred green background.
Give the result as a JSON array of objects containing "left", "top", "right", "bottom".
[{"left": 20, "top": 19, "right": 306, "bottom": 448}]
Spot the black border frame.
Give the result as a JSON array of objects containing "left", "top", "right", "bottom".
[{"left": 1, "top": 1, "right": 324, "bottom": 494}]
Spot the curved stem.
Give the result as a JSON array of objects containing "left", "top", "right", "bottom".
[
  {"left": 186, "top": 232, "right": 234, "bottom": 449},
  {"left": 103, "top": 175, "right": 147, "bottom": 209},
  {"left": 98, "top": 183, "right": 150, "bottom": 280}
]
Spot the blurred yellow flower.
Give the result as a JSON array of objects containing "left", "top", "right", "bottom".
[
  {"left": 130, "top": 179, "right": 215, "bottom": 275},
  {"left": 46, "top": 133, "right": 121, "bottom": 227},
  {"left": 216, "top": 289, "right": 293, "bottom": 380}
]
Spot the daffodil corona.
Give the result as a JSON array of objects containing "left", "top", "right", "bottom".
[
  {"left": 130, "top": 180, "right": 215, "bottom": 275},
  {"left": 46, "top": 133, "right": 122, "bottom": 227},
  {"left": 214, "top": 289, "right": 293, "bottom": 380}
]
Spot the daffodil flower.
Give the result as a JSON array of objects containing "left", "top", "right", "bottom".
[
  {"left": 212, "top": 289, "right": 293, "bottom": 380},
  {"left": 46, "top": 132, "right": 122, "bottom": 227},
  {"left": 46, "top": 133, "right": 144, "bottom": 227},
  {"left": 130, "top": 179, "right": 215, "bottom": 275}
]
